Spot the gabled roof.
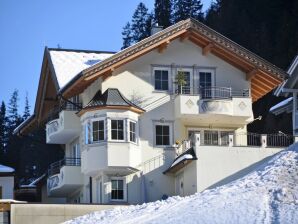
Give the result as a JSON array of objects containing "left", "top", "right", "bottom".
[
  {"left": 61, "top": 18, "right": 287, "bottom": 102},
  {"left": 274, "top": 55, "right": 298, "bottom": 97},
  {"left": 48, "top": 48, "right": 115, "bottom": 89},
  {"left": 78, "top": 88, "right": 145, "bottom": 116},
  {"left": 164, "top": 147, "right": 197, "bottom": 174}
]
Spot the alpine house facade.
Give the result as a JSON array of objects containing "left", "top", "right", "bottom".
[{"left": 14, "top": 19, "right": 292, "bottom": 204}]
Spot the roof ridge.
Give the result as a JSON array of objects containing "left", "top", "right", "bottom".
[{"left": 48, "top": 48, "right": 116, "bottom": 54}]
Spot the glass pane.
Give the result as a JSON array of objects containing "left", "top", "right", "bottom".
[
  {"left": 117, "top": 120, "right": 123, "bottom": 130},
  {"left": 118, "top": 180, "right": 123, "bottom": 189},
  {"left": 93, "top": 121, "right": 98, "bottom": 130},
  {"left": 118, "top": 130, "right": 124, "bottom": 140},
  {"left": 162, "top": 80, "right": 168, "bottom": 90},
  {"left": 156, "top": 125, "right": 162, "bottom": 135},
  {"left": 161, "top": 71, "right": 168, "bottom": 81},
  {"left": 118, "top": 190, "right": 124, "bottom": 199},
  {"left": 163, "top": 126, "right": 169, "bottom": 135},
  {"left": 93, "top": 132, "right": 98, "bottom": 142},
  {"left": 155, "top": 81, "right": 161, "bottom": 90},
  {"left": 163, "top": 136, "right": 170, "bottom": 145},
  {"left": 156, "top": 135, "right": 163, "bottom": 145},
  {"left": 111, "top": 180, "right": 117, "bottom": 189},
  {"left": 111, "top": 120, "right": 117, "bottom": 129},
  {"left": 111, "top": 130, "right": 118, "bottom": 140},
  {"left": 111, "top": 190, "right": 117, "bottom": 199},
  {"left": 98, "top": 120, "right": 104, "bottom": 130},
  {"left": 155, "top": 70, "right": 161, "bottom": 80},
  {"left": 99, "top": 130, "right": 104, "bottom": 140}
]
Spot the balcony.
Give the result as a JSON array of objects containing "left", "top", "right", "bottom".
[
  {"left": 46, "top": 103, "right": 82, "bottom": 144},
  {"left": 81, "top": 142, "right": 141, "bottom": 176},
  {"left": 47, "top": 158, "right": 83, "bottom": 197},
  {"left": 174, "top": 86, "right": 253, "bottom": 126}
]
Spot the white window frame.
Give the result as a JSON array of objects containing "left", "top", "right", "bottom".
[
  {"left": 110, "top": 177, "right": 127, "bottom": 202},
  {"left": 152, "top": 67, "right": 171, "bottom": 92},
  {"left": 175, "top": 67, "right": 193, "bottom": 94},
  {"left": 128, "top": 120, "right": 137, "bottom": 143},
  {"left": 92, "top": 119, "right": 105, "bottom": 143},
  {"left": 154, "top": 122, "right": 173, "bottom": 147},
  {"left": 85, "top": 118, "right": 106, "bottom": 145},
  {"left": 197, "top": 69, "right": 215, "bottom": 88},
  {"left": 110, "top": 119, "right": 126, "bottom": 142}
]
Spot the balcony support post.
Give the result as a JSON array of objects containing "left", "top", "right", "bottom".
[{"left": 194, "top": 133, "right": 201, "bottom": 149}]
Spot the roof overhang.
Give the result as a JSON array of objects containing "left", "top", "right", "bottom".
[
  {"left": 61, "top": 18, "right": 287, "bottom": 102},
  {"left": 78, "top": 105, "right": 145, "bottom": 117}
]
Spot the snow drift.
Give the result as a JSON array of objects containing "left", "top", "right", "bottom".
[{"left": 65, "top": 144, "right": 298, "bottom": 224}]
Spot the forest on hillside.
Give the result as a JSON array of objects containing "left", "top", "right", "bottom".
[{"left": 1, "top": 0, "right": 297, "bottom": 186}]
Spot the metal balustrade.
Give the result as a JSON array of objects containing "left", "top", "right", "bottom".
[
  {"left": 46, "top": 101, "right": 82, "bottom": 123},
  {"left": 175, "top": 86, "right": 250, "bottom": 99},
  {"left": 48, "top": 157, "right": 81, "bottom": 177}
]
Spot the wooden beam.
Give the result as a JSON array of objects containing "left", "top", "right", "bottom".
[
  {"left": 179, "top": 32, "right": 190, "bottom": 42},
  {"left": 246, "top": 69, "right": 257, "bottom": 81},
  {"left": 102, "top": 72, "right": 112, "bottom": 81},
  {"left": 202, "top": 43, "right": 214, "bottom": 55},
  {"left": 158, "top": 40, "right": 170, "bottom": 53}
]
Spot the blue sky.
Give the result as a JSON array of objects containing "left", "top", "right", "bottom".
[{"left": 0, "top": 0, "right": 211, "bottom": 114}]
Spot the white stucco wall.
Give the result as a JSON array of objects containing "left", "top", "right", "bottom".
[{"left": 0, "top": 176, "right": 14, "bottom": 199}]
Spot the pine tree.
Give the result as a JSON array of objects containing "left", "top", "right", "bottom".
[
  {"left": 7, "top": 89, "right": 22, "bottom": 132},
  {"left": 154, "top": 0, "right": 172, "bottom": 28},
  {"left": 131, "top": 2, "right": 150, "bottom": 42},
  {"left": 173, "top": 0, "right": 204, "bottom": 23},
  {"left": 0, "top": 101, "right": 8, "bottom": 162},
  {"left": 121, "top": 22, "right": 133, "bottom": 50},
  {"left": 23, "top": 92, "right": 30, "bottom": 120}
]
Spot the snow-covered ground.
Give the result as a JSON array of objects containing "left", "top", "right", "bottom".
[{"left": 65, "top": 144, "right": 298, "bottom": 224}]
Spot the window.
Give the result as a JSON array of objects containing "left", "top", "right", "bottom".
[
  {"left": 199, "top": 72, "right": 212, "bottom": 88},
  {"left": 129, "top": 121, "right": 136, "bottom": 143},
  {"left": 111, "top": 120, "right": 124, "bottom": 140},
  {"left": 220, "top": 131, "right": 230, "bottom": 146},
  {"left": 204, "top": 131, "right": 218, "bottom": 145},
  {"left": 155, "top": 125, "right": 170, "bottom": 146},
  {"left": 0, "top": 186, "right": 2, "bottom": 199},
  {"left": 93, "top": 120, "right": 105, "bottom": 142},
  {"left": 154, "top": 70, "right": 169, "bottom": 91},
  {"left": 111, "top": 179, "right": 124, "bottom": 200}
]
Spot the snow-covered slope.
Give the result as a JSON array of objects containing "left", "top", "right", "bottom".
[{"left": 65, "top": 144, "right": 298, "bottom": 224}]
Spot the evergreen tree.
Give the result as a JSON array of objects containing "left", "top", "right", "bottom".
[
  {"left": 154, "top": 0, "right": 172, "bottom": 28},
  {"left": 7, "top": 89, "right": 22, "bottom": 133},
  {"left": 0, "top": 101, "right": 8, "bottom": 162},
  {"left": 121, "top": 22, "right": 133, "bottom": 50},
  {"left": 23, "top": 92, "right": 30, "bottom": 120},
  {"left": 145, "top": 12, "right": 154, "bottom": 36},
  {"left": 131, "top": 2, "right": 150, "bottom": 42},
  {"left": 173, "top": 0, "right": 204, "bottom": 23}
]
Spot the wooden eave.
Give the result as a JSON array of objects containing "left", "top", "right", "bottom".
[
  {"left": 60, "top": 18, "right": 287, "bottom": 102},
  {"left": 77, "top": 105, "right": 145, "bottom": 117}
]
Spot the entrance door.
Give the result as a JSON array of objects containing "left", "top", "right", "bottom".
[{"left": 176, "top": 172, "right": 184, "bottom": 196}]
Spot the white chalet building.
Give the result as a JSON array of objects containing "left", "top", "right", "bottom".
[{"left": 14, "top": 19, "right": 292, "bottom": 204}]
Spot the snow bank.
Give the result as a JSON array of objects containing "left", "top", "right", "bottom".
[{"left": 64, "top": 144, "right": 298, "bottom": 224}]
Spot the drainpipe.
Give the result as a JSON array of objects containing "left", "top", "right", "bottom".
[{"left": 89, "top": 177, "right": 93, "bottom": 203}]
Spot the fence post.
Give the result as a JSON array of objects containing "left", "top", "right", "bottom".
[
  {"left": 261, "top": 134, "right": 267, "bottom": 148},
  {"left": 229, "top": 134, "right": 234, "bottom": 147}
]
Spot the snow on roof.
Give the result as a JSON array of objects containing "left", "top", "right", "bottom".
[
  {"left": 64, "top": 143, "right": 298, "bottom": 224},
  {"left": 0, "top": 164, "right": 14, "bottom": 173},
  {"left": 0, "top": 199, "right": 26, "bottom": 204},
  {"left": 170, "top": 154, "right": 193, "bottom": 168},
  {"left": 49, "top": 50, "right": 114, "bottom": 89},
  {"left": 269, "top": 97, "right": 293, "bottom": 115}
]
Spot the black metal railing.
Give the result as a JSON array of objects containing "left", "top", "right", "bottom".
[
  {"left": 46, "top": 101, "right": 82, "bottom": 123},
  {"left": 234, "top": 132, "right": 294, "bottom": 147},
  {"left": 48, "top": 157, "right": 81, "bottom": 177},
  {"left": 175, "top": 86, "right": 250, "bottom": 99}
]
